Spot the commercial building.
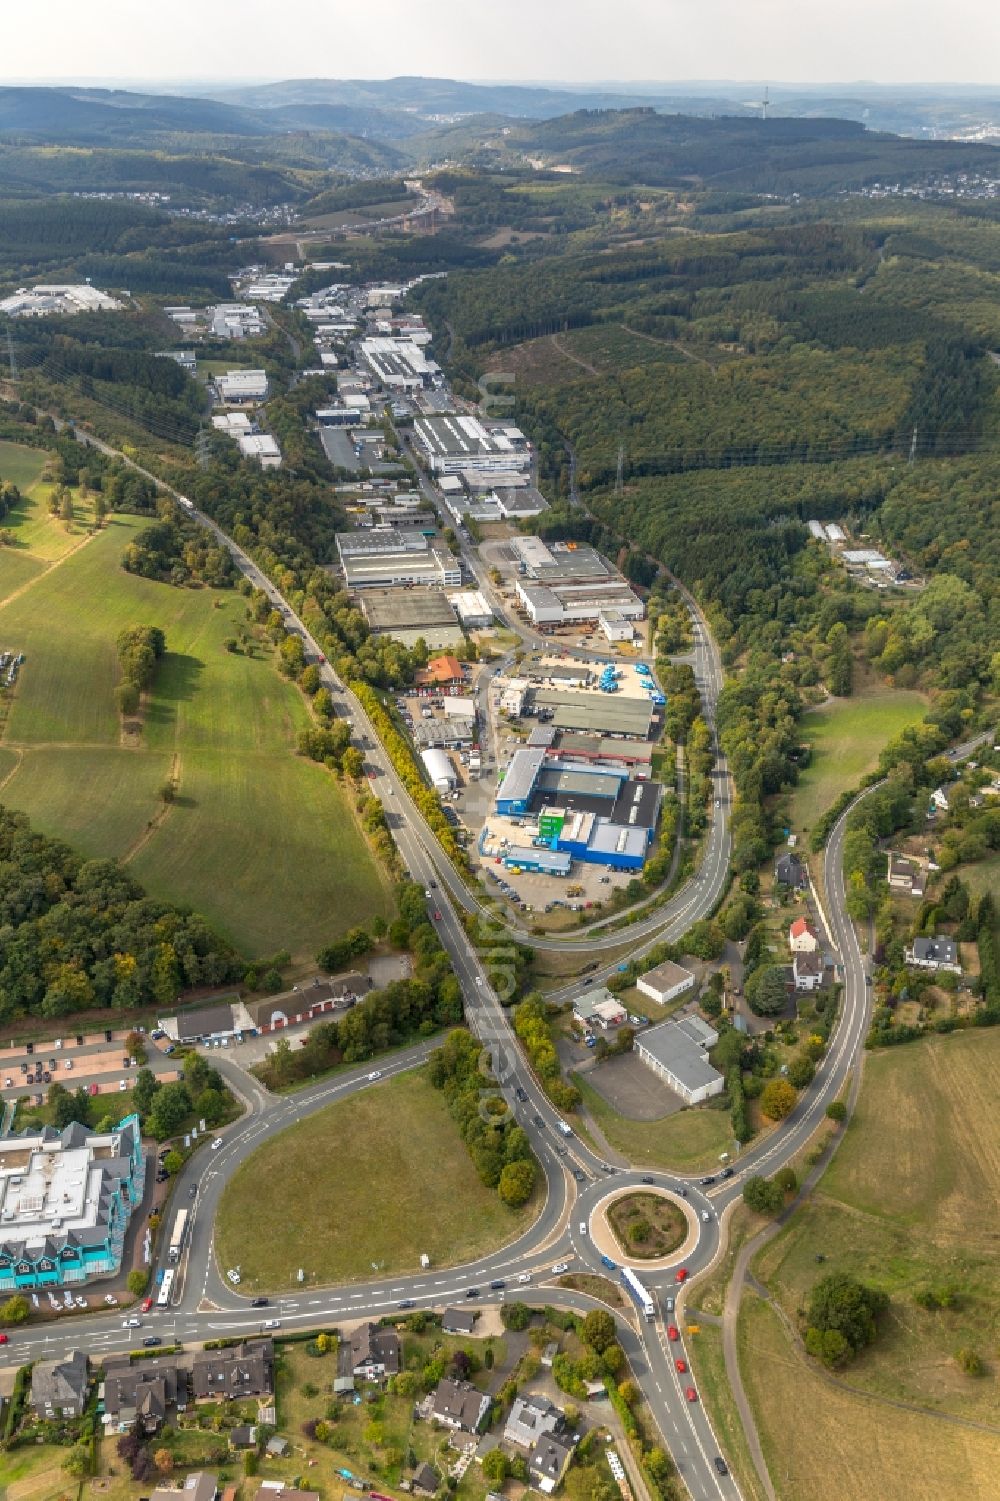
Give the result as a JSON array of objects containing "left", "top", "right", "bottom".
[
  {"left": 531, "top": 688, "right": 654, "bottom": 738},
  {"left": 0, "top": 1116, "right": 144, "bottom": 1291},
  {"left": 494, "top": 485, "right": 549, "bottom": 518},
  {"left": 422, "top": 747, "right": 456, "bottom": 791},
  {"left": 497, "top": 844, "right": 572, "bottom": 877},
  {"left": 160, "top": 1001, "right": 240, "bottom": 1044},
  {"left": 336, "top": 530, "right": 461, "bottom": 589},
  {"left": 573, "top": 988, "right": 627, "bottom": 1030},
  {"left": 516, "top": 579, "right": 645, "bottom": 629},
  {"left": 637, "top": 960, "right": 696, "bottom": 1007},
  {"left": 413, "top": 654, "right": 466, "bottom": 689},
  {"left": 501, "top": 679, "right": 530, "bottom": 716},
  {"left": 635, "top": 1016, "right": 724, "bottom": 1105},
  {"left": 529, "top": 728, "right": 654, "bottom": 772},
  {"left": 412, "top": 414, "right": 532, "bottom": 477},
  {"left": 360, "top": 337, "right": 437, "bottom": 391},
  {"left": 599, "top": 610, "right": 637, "bottom": 643},
  {"left": 214, "top": 369, "right": 268, "bottom": 404},
  {"left": 237, "top": 433, "right": 282, "bottom": 468},
  {"left": 360, "top": 588, "right": 460, "bottom": 646},
  {"left": 212, "top": 412, "right": 253, "bottom": 436}
]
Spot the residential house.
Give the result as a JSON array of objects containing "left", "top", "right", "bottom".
[
  {"left": 341, "top": 1322, "right": 400, "bottom": 1382},
  {"left": 30, "top": 1350, "right": 89, "bottom": 1419},
  {"left": 441, "top": 1307, "right": 477, "bottom": 1335},
  {"left": 229, "top": 1426, "right": 258, "bottom": 1451},
  {"left": 905, "top": 936, "right": 962, "bottom": 974},
  {"left": 430, "top": 1378, "right": 490, "bottom": 1434},
  {"left": 788, "top": 917, "right": 820, "bottom": 954},
  {"left": 191, "top": 1340, "right": 273, "bottom": 1402},
  {"left": 414, "top": 655, "right": 466, "bottom": 691},
  {"left": 504, "top": 1395, "right": 562, "bottom": 1450},
  {"left": 775, "top": 853, "right": 808, "bottom": 890},
  {"left": 529, "top": 1433, "right": 577, "bottom": 1494},
  {"left": 102, "top": 1358, "right": 185, "bottom": 1434},
  {"left": 150, "top": 1475, "right": 217, "bottom": 1501},
  {"left": 886, "top": 853, "right": 926, "bottom": 897},
  {"left": 412, "top": 1462, "right": 440, "bottom": 1496},
  {"left": 792, "top": 951, "right": 824, "bottom": 993},
  {"left": 930, "top": 785, "right": 951, "bottom": 813}
]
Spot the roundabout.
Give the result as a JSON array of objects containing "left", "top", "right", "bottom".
[{"left": 588, "top": 1182, "right": 702, "bottom": 1271}]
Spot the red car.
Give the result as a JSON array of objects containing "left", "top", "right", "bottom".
[
  {"left": 433, "top": 911, "right": 442, "bottom": 921},
  {"left": 141, "top": 1296, "right": 153, "bottom": 1313},
  {"left": 0, "top": 1332, "right": 8, "bottom": 1345},
  {"left": 686, "top": 1387, "right": 698, "bottom": 1403},
  {"left": 675, "top": 1359, "right": 687, "bottom": 1373},
  {"left": 667, "top": 1325, "right": 680, "bottom": 1342},
  {"left": 676, "top": 1267, "right": 689, "bottom": 1283}
]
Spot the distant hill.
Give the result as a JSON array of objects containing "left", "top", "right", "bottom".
[
  {"left": 0, "top": 86, "right": 271, "bottom": 142},
  {"left": 497, "top": 109, "right": 1000, "bottom": 193}
]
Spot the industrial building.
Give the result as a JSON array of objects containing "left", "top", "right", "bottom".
[
  {"left": 360, "top": 338, "right": 438, "bottom": 391},
  {"left": 516, "top": 579, "right": 646, "bottom": 628},
  {"left": 494, "top": 747, "right": 658, "bottom": 872},
  {"left": 412, "top": 414, "right": 532, "bottom": 477},
  {"left": 211, "top": 412, "right": 252, "bottom": 436},
  {"left": 335, "top": 530, "right": 462, "bottom": 590},
  {"left": 0, "top": 284, "right": 121, "bottom": 317},
  {"left": 360, "top": 587, "right": 462, "bottom": 648},
  {"left": 448, "top": 590, "right": 494, "bottom": 629},
  {"left": 526, "top": 725, "right": 654, "bottom": 772},
  {"left": 531, "top": 687, "right": 654, "bottom": 738},
  {"left": 421, "top": 747, "right": 456, "bottom": 792},
  {"left": 207, "top": 303, "right": 264, "bottom": 339},
  {"left": 511, "top": 537, "right": 611, "bottom": 582},
  {"left": 635, "top": 1016, "right": 724, "bottom": 1105},
  {"left": 0, "top": 1116, "right": 144, "bottom": 1290},
  {"left": 237, "top": 433, "right": 282, "bottom": 468},
  {"left": 213, "top": 370, "right": 268, "bottom": 404}
]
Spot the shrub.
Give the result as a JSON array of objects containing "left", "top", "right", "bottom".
[
  {"left": 826, "top": 1100, "right": 848, "bottom": 1123},
  {"left": 955, "top": 1347, "right": 984, "bottom": 1376}
]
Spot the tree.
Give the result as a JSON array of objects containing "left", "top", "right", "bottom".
[
  {"left": 126, "top": 1269, "right": 149, "bottom": 1297},
  {"left": 745, "top": 964, "right": 791, "bottom": 1017},
  {"left": 154, "top": 1449, "right": 174, "bottom": 1476},
  {"left": 132, "top": 1066, "right": 160, "bottom": 1116},
  {"left": 60, "top": 490, "right": 75, "bottom": 523},
  {"left": 498, "top": 1159, "right": 536, "bottom": 1206},
  {"left": 787, "top": 1054, "right": 816, "bottom": 1089},
  {"left": 826, "top": 1100, "right": 848, "bottom": 1123},
  {"left": 115, "top": 681, "right": 140, "bottom": 716},
  {"left": 806, "top": 1273, "right": 888, "bottom": 1360},
  {"left": 742, "top": 1175, "right": 783, "bottom": 1214},
  {"left": 163, "top": 1150, "right": 184, "bottom": 1176},
  {"left": 501, "top": 1301, "right": 532, "bottom": 1331},
  {"left": 146, "top": 1079, "right": 191, "bottom": 1140},
  {"left": 482, "top": 1450, "right": 509, "bottom": 1485},
  {"left": 159, "top": 780, "right": 176, "bottom": 804},
  {"left": 63, "top": 1444, "right": 91, "bottom": 1477},
  {"left": 760, "top": 1077, "right": 798, "bottom": 1121},
  {"left": 0, "top": 1294, "right": 29, "bottom": 1325},
  {"left": 582, "top": 1308, "right": 616, "bottom": 1353}
]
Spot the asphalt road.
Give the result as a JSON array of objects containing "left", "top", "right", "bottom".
[{"left": 57, "top": 422, "right": 994, "bottom": 1501}]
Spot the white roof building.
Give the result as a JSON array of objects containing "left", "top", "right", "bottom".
[
  {"left": 215, "top": 369, "right": 268, "bottom": 404},
  {"left": 237, "top": 434, "right": 282, "bottom": 468},
  {"left": 421, "top": 747, "right": 456, "bottom": 791},
  {"left": 635, "top": 1016, "right": 723, "bottom": 1105},
  {"left": 448, "top": 590, "right": 494, "bottom": 628}
]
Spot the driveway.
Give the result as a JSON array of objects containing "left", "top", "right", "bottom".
[{"left": 582, "top": 1052, "right": 683, "bottom": 1120}]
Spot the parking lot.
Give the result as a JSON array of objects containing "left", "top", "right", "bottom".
[{"left": 0, "top": 1030, "right": 180, "bottom": 1105}]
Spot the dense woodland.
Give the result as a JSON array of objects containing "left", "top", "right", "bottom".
[{"left": 0, "top": 806, "right": 242, "bottom": 1021}]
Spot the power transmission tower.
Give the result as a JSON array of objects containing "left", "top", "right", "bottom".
[
  {"left": 760, "top": 85, "right": 770, "bottom": 121},
  {"left": 195, "top": 428, "right": 213, "bottom": 470},
  {"left": 908, "top": 425, "right": 918, "bottom": 465},
  {"left": 614, "top": 443, "right": 625, "bottom": 498},
  {"left": 5, "top": 326, "right": 18, "bottom": 384}
]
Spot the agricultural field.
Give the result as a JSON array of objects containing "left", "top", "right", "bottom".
[
  {"left": 0, "top": 512, "right": 392, "bottom": 958},
  {"left": 786, "top": 686, "right": 928, "bottom": 838},
  {"left": 0, "top": 437, "right": 98, "bottom": 570},
  {"left": 215, "top": 1070, "right": 538, "bottom": 1289},
  {"left": 740, "top": 1298, "right": 1000, "bottom": 1501},
  {"left": 574, "top": 1073, "right": 732, "bottom": 1172},
  {"left": 748, "top": 1027, "right": 1000, "bottom": 1446}
]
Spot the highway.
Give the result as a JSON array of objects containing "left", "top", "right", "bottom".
[{"left": 55, "top": 426, "right": 993, "bottom": 1501}]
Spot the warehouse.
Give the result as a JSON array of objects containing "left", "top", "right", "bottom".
[
  {"left": 599, "top": 610, "right": 637, "bottom": 642},
  {"left": 511, "top": 538, "right": 611, "bottom": 583},
  {"left": 516, "top": 579, "right": 645, "bottom": 628},
  {"left": 530, "top": 729, "right": 654, "bottom": 771},
  {"left": 237, "top": 433, "right": 282, "bottom": 468},
  {"left": 448, "top": 591, "right": 494, "bottom": 629},
  {"left": 421, "top": 747, "right": 456, "bottom": 792},
  {"left": 358, "top": 588, "right": 463, "bottom": 649},
  {"left": 531, "top": 689, "right": 654, "bottom": 738},
  {"left": 360, "top": 338, "right": 437, "bottom": 390},
  {"left": 214, "top": 369, "right": 268, "bottom": 404},
  {"left": 412, "top": 414, "right": 532, "bottom": 477},
  {"left": 336, "top": 530, "right": 462, "bottom": 589},
  {"left": 636, "top": 1016, "right": 723, "bottom": 1106},
  {"left": 557, "top": 811, "right": 650, "bottom": 870},
  {"left": 500, "top": 845, "right": 572, "bottom": 877}
]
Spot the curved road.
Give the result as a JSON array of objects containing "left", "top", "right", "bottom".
[{"left": 50, "top": 423, "right": 992, "bottom": 1501}]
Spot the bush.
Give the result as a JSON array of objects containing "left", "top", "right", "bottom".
[
  {"left": 826, "top": 1100, "right": 848, "bottom": 1123},
  {"left": 955, "top": 1346, "right": 984, "bottom": 1376},
  {"left": 126, "top": 1269, "right": 149, "bottom": 1297}
]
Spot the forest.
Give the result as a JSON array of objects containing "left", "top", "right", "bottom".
[{"left": 0, "top": 805, "right": 243, "bottom": 1021}]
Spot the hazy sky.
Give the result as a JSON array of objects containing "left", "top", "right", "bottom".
[{"left": 3, "top": 0, "right": 999, "bottom": 86}]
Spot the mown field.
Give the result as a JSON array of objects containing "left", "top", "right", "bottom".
[
  {"left": 745, "top": 1026, "right": 1000, "bottom": 1501},
  {"left": 0, "top": 511, "right": 392, "bottom": 957},
  {"left": 786, "top": 686, "right": 928, "bottom": 837},
  {"left": 0, "top": 437, "right": 98, "bottom": 566},
  {"left": 215, "top": 1069, "right": 538, "bottom": 1288},
  {"left": 574, "top": 1072, "right": 732, "bottom": 1171}
]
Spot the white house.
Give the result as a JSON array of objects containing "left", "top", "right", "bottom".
[
  {"left": 930, "top": 786, "right": 951, "bottom": 812},
  {"left": 635, "top": 1015, "right": 724, "bottom": 1106},
  {"left": 793, "top": 952, "right": 823, "bottom": 992},
  {"left": 637, "top": 960, "right": 696, "bottom": 1008},
  {"left": 788, "top": 917, "right": 820, "bottom": 954}
]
